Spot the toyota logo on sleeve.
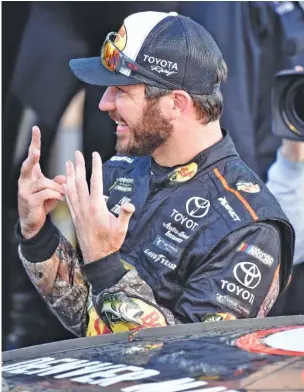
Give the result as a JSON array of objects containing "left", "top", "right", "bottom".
[
  {"left": 233, "top": 262, "right": 261, "bottom": 289},
  {"left": 186, "top": 197, "right": 210, "bottom": 218}
]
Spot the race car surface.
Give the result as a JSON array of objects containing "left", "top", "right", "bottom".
[{"left": 2, "top": 316, "right": 304, "bottom": 392}]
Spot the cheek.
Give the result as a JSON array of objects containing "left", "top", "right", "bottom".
[{"left": 118, "top": 100, "right": 143, "bottom": 122}]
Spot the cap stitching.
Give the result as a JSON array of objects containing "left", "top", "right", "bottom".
[{"left": 176, "top": 16, "right": 189, "bottom": 92}]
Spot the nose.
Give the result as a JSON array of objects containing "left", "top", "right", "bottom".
[{"left": 99, "top": 87, "right": 117, "bottom": 112}]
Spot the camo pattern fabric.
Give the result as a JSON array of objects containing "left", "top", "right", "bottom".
[
  {"left": 257, "top": 265, "right": 280, "bottom": 318},
  {"left": 93, "top": 269, "right": 177, "bottom": 332},
  {"left": 18, "top": 233, "right": 89, "bottom": 337},
  {"left": 19, "top": 234, "right": 175, "bottom": 337}
]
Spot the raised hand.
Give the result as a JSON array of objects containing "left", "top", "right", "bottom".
[
  {"left": 18, "top": 126, "right": 66, "bottom": 239},
  {"left": 64, "top": 151, "right": 135, "bottom": 263}
]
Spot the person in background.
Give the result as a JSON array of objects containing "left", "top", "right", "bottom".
[
  {"left": 16, "top": 11, "right": 294, "bottom": 337},
  {"left": 179, "top": 1, "right": 304, "bottom": 181},
  {"left": 267, "top": 64, "right": 304, "bottom": 316},
  {"left": 267, "top": 138, "right": 304, "bottom": 316}
]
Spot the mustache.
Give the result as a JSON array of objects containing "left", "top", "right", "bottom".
[{"left": 109, "top": 112, "right": 125, "bottom": 123}]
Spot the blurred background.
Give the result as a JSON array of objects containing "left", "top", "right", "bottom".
[{"left": 2, "top": 1, "right": 304, "bottom": 350}]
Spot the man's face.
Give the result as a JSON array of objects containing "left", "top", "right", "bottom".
[{"left": 99, "top": 84, "right": 173, "bottom": 156}]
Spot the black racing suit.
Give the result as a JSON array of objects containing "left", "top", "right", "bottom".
[{"left": 17, "top": 130, "right": 294, "bottom": 336}]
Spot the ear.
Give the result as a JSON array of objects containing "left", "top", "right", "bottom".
[
  {"left": 171, "top": 90, "right": 193, "bottom": 118},
  {"left": 159, "top": 90, "right": 193, "bottom": 121}
]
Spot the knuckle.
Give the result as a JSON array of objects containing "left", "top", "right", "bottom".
[
  {"left": 89, "top": 203, "right": 97, "bottom": 214},
  {"left": 18, "top": 189, "right": 30, "bottom": 203},
  {"left": 21, "top": 160, "right": 28, "bottom": 173},
  {"left": 29, "top": 181, "right": 37, "bottom": 193},
  {"left": 44, "top": 190, "right": 56, "bottom": 200},
  {"left": 18, "top": 190, "right": 26, "bottom": 200},
  {"left": 118, "top": 227, "right": 127, "bottom": 237},
  {"left": 75, "top": 176, "right": 82, "bottom": 186}
]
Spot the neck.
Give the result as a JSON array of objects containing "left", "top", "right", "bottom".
[{"left": 152, "top": 121, "right": 223, "bottom": 167}]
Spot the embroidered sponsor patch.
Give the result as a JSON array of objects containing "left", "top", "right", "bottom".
[
  {"left": 236, "top": 181, "right": 260, "bottom": 193},
  {"left": 218, "top": 197, "right": 241, "bottom": 221},
  {"left": 168, "top": 162, "right": 198, "bottom": 183},
  {"left": 143, "top": 54, "right": 178, "bottom": 77},
  {"left": 186, "top": 196, "right": 210, "bottom": 218},
  {"left": 163, "top": 222, "right": 190, "bottom": 243},
  {"left": 153, "top": 235, "right": 182, "bottom": 257},
  {"left": 216, "top": 292, "right": 251, "bottom": 316},
  {"left": 237, "top": 242, "right": 274, "bottom": 267},
  {"left": 87, "top": 303, "right": 112, "bottom": 336},
  {"left": 110, "top": 155, "right": 134, "bottom": 163},
  {"left": 144, "top": 249, "right": 177, "bottom": 270},
  {"left": 109, "top": 177, "right": 134, "bottom": 193},
  {"left": 100, "top": 292, "right": 167, "bottom": 333},
  {"left": 221, "top": 279, "right": 255, "bottom": 305},
  {"left": 233, "top": 262, "right": 261, "bottom": 289},
  {"left": 110, "top": 196, "right": 131, "bottom": 215},
  {"left": 201, "top": 312, "right": 236, "bottom": 322}
]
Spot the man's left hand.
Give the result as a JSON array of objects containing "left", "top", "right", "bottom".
[{"left": 64, "top": 151, "right": 135, "bottom": 263}]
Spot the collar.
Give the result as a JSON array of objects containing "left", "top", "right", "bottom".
[
  {"left": 191, "top": 129, "right": 239, "bottom": 169},
  {"left": 150, "top": 129, "right": 239, "bottom": 185}
]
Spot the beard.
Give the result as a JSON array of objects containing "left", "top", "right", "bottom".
[{"left": 115, "top": 98, "right": 173, "bottom": 156}]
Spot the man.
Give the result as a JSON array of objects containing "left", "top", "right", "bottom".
[
  {"left": 268, "top": 138, "right": 304, "bottom": 316},
  {"left": 16, "top": 11, "right": 294, "bottom": 337},
  {"left": 4, "top": 0, "right": 177, "bottom": 350},
  {"left": 179, "top": 1, "right": 304, "bottom": 181}
]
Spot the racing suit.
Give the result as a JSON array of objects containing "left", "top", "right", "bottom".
[{"left": 17, "top": 130, "right": 294, "bottom": 337}]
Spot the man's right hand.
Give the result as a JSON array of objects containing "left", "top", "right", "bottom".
[{"left": 18, "top": 126, "right": 66, "bottom": 239}]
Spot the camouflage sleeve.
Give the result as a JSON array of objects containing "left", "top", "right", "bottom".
[
  {"left": 17, "top": 220, "right": 89, "bottom": 337},
  {"left": 79, "top": 249, "right": 179, "bottom": 335},
  {"left": 91, "top": 269, "right": 177, "bottom": 334}
]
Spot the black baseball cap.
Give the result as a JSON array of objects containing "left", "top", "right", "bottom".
[{"left": 69, "top": 11, "right": 224, "bottom": 95}]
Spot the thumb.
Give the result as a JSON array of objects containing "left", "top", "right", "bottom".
[{"left": 118, "top": 202, "right": 135, "bottom": 232}]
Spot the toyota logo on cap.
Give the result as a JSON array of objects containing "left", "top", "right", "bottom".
[
  {"left": 233, "top": 262, "right": 261, "bottom": 289},
  {"left": 186, "top": 197, "right": 210, "bottom": 218}
]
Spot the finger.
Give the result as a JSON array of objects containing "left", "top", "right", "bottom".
[
  {"left": 65, "top": 160, "right": 79, "bottom": 216},
  {"left": 90, "top": 152, "right": 104, "bottom": 205},
  {"left": 53, "top": 175, "right": 67, "bottom": 193},
  {"left": 20, "top": 148, "right": 41, "bottom": 179},
  {"left": 32, "top": 162, "right": 44, "bottom": 180},
  {"left": 53, "top": 175, "right": 67, "bottom": 185},
  {"left": 31, "top": 126, "right": 41, "bottom": 152},
  {"left": 30, "top": 178, "right": 64, "bottom": 194},
  {"left": 26, "top": 127, "right": 42, "bottom": 175},
  {"left": 31, "top": 189, "right": 63, "bottom": 207},
  {"left": 63, "top": 184, "right": 76, "bottom": 223},
  {"left": 118, "top": 202, "right": 135, "bottom": 234},
  {"left": 44, "top": 199, "right": 60, "bottom": 215},
  {"left": 75, "top": 151, "right": 89, "bottom": 205},
  {"left": 19, "top": 126, "right": 42, "bottom": 180}
]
